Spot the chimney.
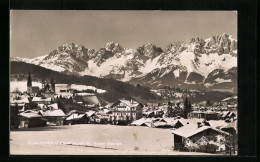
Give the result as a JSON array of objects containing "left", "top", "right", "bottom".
[{"left": 197, "top": 122, "right": 202, "bottom": 128}]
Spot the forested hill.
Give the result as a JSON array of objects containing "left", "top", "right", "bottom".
[{"left": 10, "top": 61, "right": 159, "bottom": 102}]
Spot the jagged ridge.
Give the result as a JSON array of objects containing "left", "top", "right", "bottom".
[{"left": 11, "top": 33, "right": 237, "bottom": 90}]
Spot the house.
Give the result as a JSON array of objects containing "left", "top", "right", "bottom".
[
  {"left": 86, "top": 111, "right": 100, "bottom": 123},
  {"left": 19, "top": 110, "right": 47, "bottom": 128},
  {"left": 65, "top": 113, "right": 89, "bottom": 125},
  {"left": 188, "top": 111, "right": 219, "bottom": 120},
  {"left": 110, "top": 99, "right": 143, "bottom": 125},
  {"left": 10, "top": 95, "right": 30, "bottom": 112},
  {"left": 172, "top": 122, "right": 230, "bottom": 153},
  {"left": 39, "top": 109, "right": 66, "bottom": 125},
  {"left": 220, "top": 111, "right": 236, "bottom": 122}
]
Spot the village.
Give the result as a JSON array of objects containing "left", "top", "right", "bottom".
[{"left": 10, "top": 73, "right": 238, "bottom": 155}]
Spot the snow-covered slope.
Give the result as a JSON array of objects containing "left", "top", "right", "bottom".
[{"left": 11, "top": 33, "right": 237, "bottom": 90}]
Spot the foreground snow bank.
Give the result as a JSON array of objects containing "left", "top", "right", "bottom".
[{"left": 10, "top": 125, "right": 213, "bottom": 155}]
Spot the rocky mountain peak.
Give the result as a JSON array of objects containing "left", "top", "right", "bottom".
[
  {"left": 12, "top": 33, "right": 237, "bottom": 90},
  {"left": 105, "top": 42, "right": 124, "bottom": 54},
  {"left": 136, "top": 43, "right": 163, "bottom": 59}
]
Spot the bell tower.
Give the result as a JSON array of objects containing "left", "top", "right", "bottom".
[{"left": 27, "top": 72, "right": 32, "bottom": 94}]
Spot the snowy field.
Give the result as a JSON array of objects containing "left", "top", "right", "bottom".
[
  {"left": 10, "top": 124, "right": 213, "bottom": 155},
  {"left": 10, "top": 81, "right": 42, "bottom": 93}
]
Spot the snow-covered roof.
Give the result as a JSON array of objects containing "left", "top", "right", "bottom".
[
  {"left": 32, "top": 97, "right": 51, "bottom": 102},
  {"left": 208, "top": 120, "right": 228, "bottom": 128},
  {"left": 172, "top": 123, "right": 230, "bottom": 138},
  {"left": 178, "top": 118, "right": 204, "bottom": 125},
  {"left": 85, "top": 111, "right": 96, "bottom": 117},
  {"left": 163, "top": 118, "right": 183, "bottom": 126},
  {"left": 153, "top": 121, "right": 171, "bottom": 127},
  {"left": 19, "top": 110, "right": 42, "bottom": 118},
  {"left": 66, "top": 113, "right": 86, "bottom": 120},
  {"left": 40, "top": 109, "right": 66, "bottom": 117},
  {"left": 130, "top": 118, "right": 152, "bottom": 126}
]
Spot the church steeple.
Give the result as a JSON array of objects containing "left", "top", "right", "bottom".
[
  {"left": 27, "top": 72, "right": 32, "bottom": 94},
  {"left": 27, "top": 72, "right": 32, "bottom": 87}
]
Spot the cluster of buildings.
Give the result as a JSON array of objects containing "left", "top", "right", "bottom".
[
  {"left": 130, "top": 116, "right": 237, "bottom": 154},
  {"left": 10, "top": 73, "right": 237, "bottom": 154},
  {"left": 10, "top": 73, "right": 144, "bottom": 128}
]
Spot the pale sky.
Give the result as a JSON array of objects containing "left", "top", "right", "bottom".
[{"left": 10, "top": 10, "right": 237, "bottom": 58}]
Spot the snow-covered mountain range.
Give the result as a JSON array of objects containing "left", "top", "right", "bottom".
[{"left": 11, "top": 33, "right": 237, "bottom": 90}]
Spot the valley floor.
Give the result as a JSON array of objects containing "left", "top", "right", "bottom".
[{"left": 10, "top": 124, "right": 214, "bottom": 155}]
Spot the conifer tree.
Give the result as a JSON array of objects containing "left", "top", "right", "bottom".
[
  {"left": 183, "top": 97, "right": 192, "bottom": 118},
  {"left": 11, "top": 103, "right": 20, "bottom": 129}
]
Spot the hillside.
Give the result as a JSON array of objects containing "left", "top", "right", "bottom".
[{"left": 10, "top": 61, "right": 159, "bottom": 102}]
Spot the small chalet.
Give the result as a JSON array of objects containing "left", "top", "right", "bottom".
[
  {"left": 85, "top": 111, "right": 100, "bottom": 123},
  {"left": 19, "top": 110, "right": 47, "bottom": 128},
  {"left": 172, "top": 122, "right": 230, "bottom": 153},
  {"left": 39, "top": 109, "right": 66, "bottom": 125},
  {"left": 65, "top": 113, "right": 89, "bottom": 125}
]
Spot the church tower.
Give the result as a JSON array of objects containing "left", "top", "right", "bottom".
[
  {"left": 50, "top": 78, "right": 55, "bottom": 93},
  {"left": 27, "top": 72, "right": 32, "bottom": 94}
]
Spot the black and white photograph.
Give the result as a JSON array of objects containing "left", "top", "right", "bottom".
[{"left": 10, "top": 10, "right": 238, "bottom": 155}]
